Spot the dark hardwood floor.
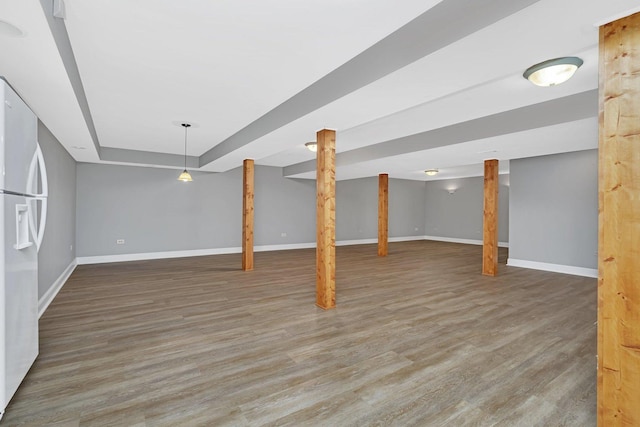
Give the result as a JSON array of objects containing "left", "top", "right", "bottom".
[{"left": 3, "top": 241, "right": 597, "bottom": 426}]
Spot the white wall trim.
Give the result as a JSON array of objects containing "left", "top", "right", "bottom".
[
  {"left": 76, "top": 236, "right": 428, "bottom": 265},
  {"left": 336, "top": 238, "right": 377, "bottom": 247},
  {"left": 424, "top": 235, "right": 509, "bottom": 248},
  {"left": 254, "top": 242, "right": 316, "bottom": 252},
  {"left": 38, "top": 259, "right": 77, "bottom": 318},
  {"left": 390, "top": 236, "right": 427, "bottom": 243},
  {"left": 507, "top": 258, "right": 597, "bottom": 278},
  {"left": 336, "top": 236, "right": 425, "bottom": 247},
  {"left": 77, "top": 243, "right": 318, "bottom": 265},
  {"left": 77, "top": 246, "right": 242, "bottom": 265}
]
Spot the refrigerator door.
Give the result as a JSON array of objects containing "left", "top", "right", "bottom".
[
  {"left": 0, "top": 80, "right": 37, "bottom": 194},
  {"left": 0, "top": 193, "right": 38, "bottom": 414}
]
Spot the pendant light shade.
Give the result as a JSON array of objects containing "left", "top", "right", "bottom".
[
  {"left": 305, "top": 141, "right": 317, "bottom": 152},
  {"left": 178, "top": 123, "right": 193, "bottom": 182},
  {"left": 178, "top": 170, "right": 192, "bottom": 182}
]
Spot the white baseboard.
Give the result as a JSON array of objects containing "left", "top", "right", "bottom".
[
  {"left": 506, "top": 258, "right": 597, "bottom": 278},
  {"left": 77, "top": 247, "right": 240, "bottom": 265},
  {"left": 424, "top": 235, "right": 509, "bottom": 248},
  {"left": 38, "top": 259, "right": 77, "bottom": 318},
  {"left": 77, "top": 242, "right": 319, "bottom": 265},
  {"left": 76, "top": 236, "right": 428, "bottom": 265},
  {"left": 336, "top": 238, "right": 377, "bottom": 247},
  {"left": 390, "top": 236, "right": 428, "bottom": 243},
  {"left": 254, "top": 242, "right": 316, "bottom": 252}
]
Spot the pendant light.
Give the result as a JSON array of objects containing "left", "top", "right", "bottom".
[{"left": 178, "top": 123, "right": 193, "bottom": 182}]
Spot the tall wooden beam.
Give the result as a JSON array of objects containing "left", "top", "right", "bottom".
[
  {"left": 482, "top": 159, "right": 499, "bottom": 276},
  {"left": 598, "top": 12, "right": 640, "bottom": 424},
  {"left": 316, "top": 129, "right": 336, "bottom": 309},
  {"left": 378, "top": 174, "right": 389, "bottom": 257},
  {"left": 242, "top": 159, "right": 254, "bottom": 271}
]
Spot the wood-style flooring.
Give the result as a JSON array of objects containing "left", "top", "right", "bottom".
[{"left": 3, "top": 241, "right": 597, "bottom": 426}]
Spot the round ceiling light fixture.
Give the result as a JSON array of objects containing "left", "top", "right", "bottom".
[
  {"left": 305, "top": 141, "right": 317, "bottom": 152},
  {"left": 424, "top": 169, "right": 439, "bottom": 176},
  {"left": 523, "top": 57, "right": 583, "bottom": 87}
]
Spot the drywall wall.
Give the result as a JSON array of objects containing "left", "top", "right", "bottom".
[
  {"left": 336, "top": 177, "right": 426, "bottom": 240},
  {"left": 509, "top": 149, "right": 597, "bottom": 270},
  {"left": 76, "top": 165, "right": 426, "bottom": 258},
  {"left": 75, "top": 163, "right": 319, "bottom": 257},
  {"left": 424, "top": 175, "right": 509, "bottom": 243},
  {"left": 37, "top": 121, "right": 77, "bottom": 299},
  {"left": 254, "top": 167, "right": 316, "bottom": 245},
  {"left": 336, "top": 177, "right": 379, "bottom": 240},
  {"left": 389, "top": 178, "right": 427, "bottom": 237},
  {"left": 77, "top": 164, "right": 244, "bottom": 256}
]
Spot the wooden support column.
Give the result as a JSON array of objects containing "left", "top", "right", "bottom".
[
  {"left": 316, "top": 129, "right": 336, "bottom": 309},
  {"left": 242, "top": 159, "right": 254, "bottom": 271},
  {"left": 598, "top": 12, "right": 640, "bottom": 424},
  {"left": 378, "top": 174, "right": 389, "bottom": 256},
  {"left": 482, "top": 159, "right": 498, "bottom": 276}
]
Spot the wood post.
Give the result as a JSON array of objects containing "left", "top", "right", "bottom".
[
  {"left": 242, "top": 159, "right": 254, "bottom": 271},
  {"left": 598, "top": 12, "right": 640, "bottom": 424},
  {"left": 482, "top": 159, "right": 498, "bottom": 276},
  {"left": 316, "top": 129, "right": 336, "bottom": 309},
  {"left": 378, "top": 174, "right": 389, "bottom": 256}
]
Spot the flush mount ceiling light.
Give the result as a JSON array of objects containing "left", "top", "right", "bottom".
[
  {"left": 523, "top": 57, "right": 583, "bottom": 87},
  {"left": 424, "top": 169, "right": 439, "bottom": 176},
  {"left": 177, "top": 123, "right": 193, "bottom": 182},
  {"left": 305, "top": 142, "right": 317, "bottom": 152}
]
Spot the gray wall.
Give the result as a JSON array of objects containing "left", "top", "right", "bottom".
[
  {"left": 336, "top": 177, "right": 378, "bottom": 240},
  {"left": 509, "top": 150, "right": 597, "bottom": 268},
  {"left": 76, "top": 165, "right": 426, "bottom": 257},
  {"left": 77, "top": 164, "right": 245, "bottom": 256},
  {"left": 254, "top": 167, "right": 315, "bottom": 245},
  {"left": 389, "top": 178, "right": 427, "bottom": 237},
  {"left": 37, "top": 121, "right": 77, "bottom": 298},
  {"left": 424, "top": 175, "right": 509, "bottom": 243},
  {"left": 76, "top": 163, "right": 320, "bottom": 256},
  {"left": 336, "top": 177, "right": 426, "bottom": 240}
]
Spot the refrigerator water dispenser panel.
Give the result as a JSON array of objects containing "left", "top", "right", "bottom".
[{"left": 14, "top": 204, "right": 32, "bottom": 250}]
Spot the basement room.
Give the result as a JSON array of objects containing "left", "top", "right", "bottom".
[{"left": 0, "top": 0, "right": 638, "bottom": 425}]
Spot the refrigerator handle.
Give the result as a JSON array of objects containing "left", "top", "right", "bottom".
[{"left": 26, "top": 143, "right": 48, "bottom": 252}]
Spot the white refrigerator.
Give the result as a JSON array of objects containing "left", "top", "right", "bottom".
[{"left": 0, "top": 79, "right": 47, "bottom": 420}]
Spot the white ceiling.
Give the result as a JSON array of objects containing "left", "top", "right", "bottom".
[{"left": 0, "top": 0, "right": 638, "bottom": 181}]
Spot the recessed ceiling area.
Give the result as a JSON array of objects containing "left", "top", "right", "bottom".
[{"left": 0, "top": 0, "right": 637, "bottom": 180}]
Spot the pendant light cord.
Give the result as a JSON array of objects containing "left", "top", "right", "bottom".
[{"left": 182, "top": 123, "right": 191, "bottom": 169}]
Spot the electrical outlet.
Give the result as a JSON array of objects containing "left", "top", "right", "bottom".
[
  {"left": 414, "top": 227, "right": 419, "bottom": 231},
  {"left": 70, "top": 244, "right": 73, "bottom": 251},
  {"left": 280, "top": 232, "right": 287, "bottom": 238},
  {"left": 116, "top": 239, "right": 125, "bottom": 245}
]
